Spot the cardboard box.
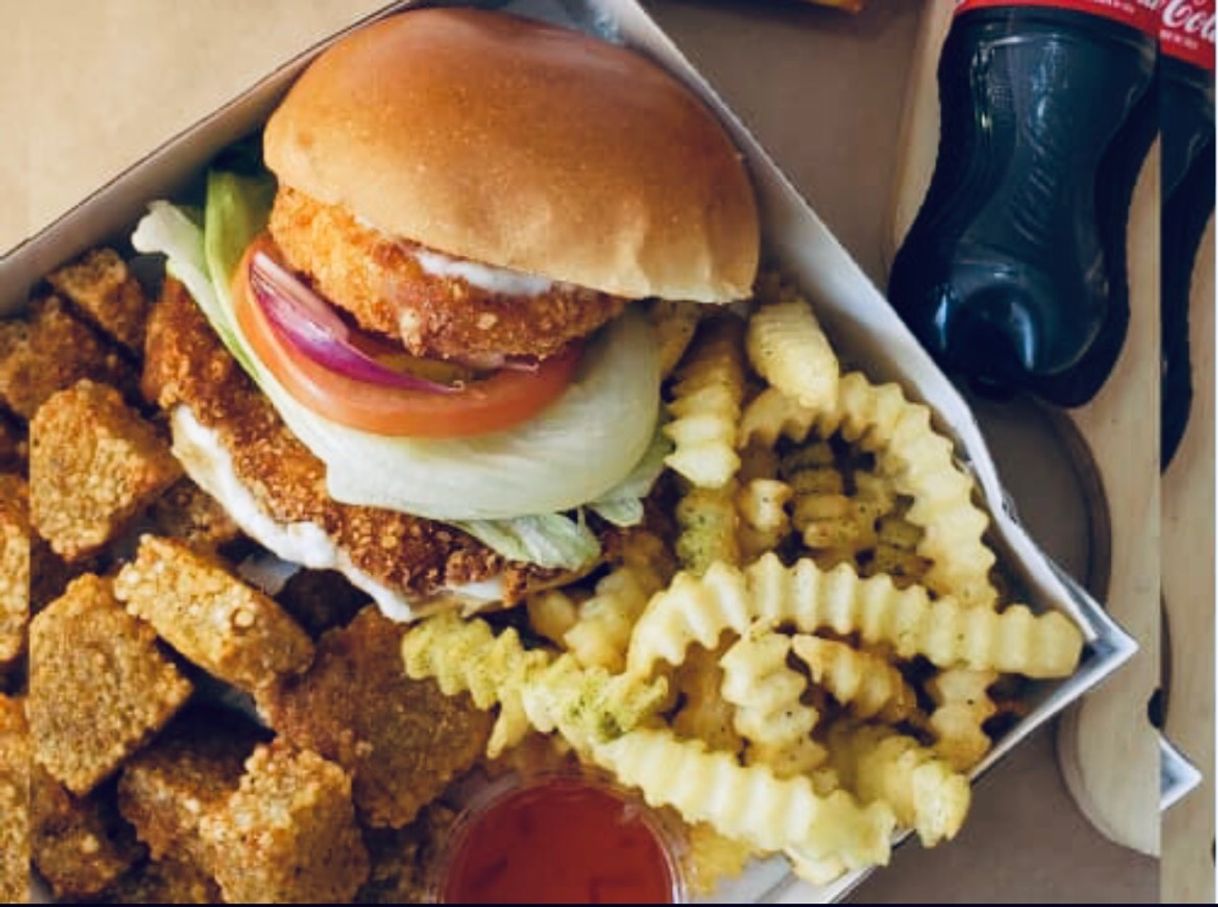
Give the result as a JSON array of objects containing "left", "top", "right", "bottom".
[{"left": 0, "top": 0, "right": 1137, "bottom": 901}]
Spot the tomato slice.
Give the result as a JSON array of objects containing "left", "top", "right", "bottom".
[{"left": 232, "top": 243, "right": 581, "bottom": 438}]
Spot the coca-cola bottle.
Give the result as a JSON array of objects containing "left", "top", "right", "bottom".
[
  {"left": 888, "top": 0, "right": 1159, "bottom": 407},
  {"left": 1160, "top": 0, "right": 1214, "bottom": 469}
]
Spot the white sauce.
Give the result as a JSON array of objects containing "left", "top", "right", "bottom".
[
  {"left": 411, "top": 246, "right": 554, "bottom": 297},
  {"left": 170, "top": 406, "right": 505, "bottom": 622}
]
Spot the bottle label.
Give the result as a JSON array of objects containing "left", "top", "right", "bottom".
[
  {"left": 955, "top": 0, "right": 1160, "bottom": 35},
  {"left": 1159, "top": 0, "right": 1216, "bottom": 69}
]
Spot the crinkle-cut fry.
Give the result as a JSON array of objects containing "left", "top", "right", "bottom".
[
  {"left": 401, "top": 612, "right": 666, "bottom": 757},
  {"left": 663, "top": 319, "right": 745, "bottom": 489},
  {"left": 648, "top": 299, "right": 704, "bottom": 378},
  {"left": 739, "top": 386, "right": 817, "bottom": 451},
  {"left": 783, "top": 444, "right": 877, "bottom": 565},
  {"left": 737, "top": 375, "right": 997, "bottom": 607},
  {"left": 747, "top": 300, "right": 839, "bottom": 410},
  {"left": 627, "top": 554, "right": 1083, "bottom": 679},
  {"left": 402, "top": 612, "right": 546, "bottom": 757},
  {"left": 683, "top": 822, "right": 756, "bottom": 895},
  {"left": 591, "top": 727, "right": 895, "bottom": 870},
  {"left": 563, "top": 564, "right": 665, "bottom": 673},
  {"left": 737, "top": 443, "right": 780, "bottom": 483},
  {"left": 926, "top": 668, "right": 998, "bottom": 772},
  {"left": 735, "top": 478, "right": 793, "bottom": 562},
  {"left": 675, "top": 481, "right": 740, "bottom": 575},
  {"left": 526, "top": 589, "right": 580, "bottom": 647},
  {"left": 791, "top": 635, "right": 919, "bottom": 723},
  {"left": 719, "top": 626, "right": 826, "bottom": 778},
  {"left": 827, "top": 723, "right": 970, "bottom": 847},
  {"left": 672, "top": 644, "right": 744, "bottom": 754}
]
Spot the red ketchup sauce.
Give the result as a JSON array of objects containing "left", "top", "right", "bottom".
[{"left": 440, "top": 778, "right": 679, "bottom": 904}]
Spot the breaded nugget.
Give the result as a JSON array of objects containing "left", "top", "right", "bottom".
[
  {"left": 143, "top": 279, "right": 583, "bottom": 604},
  {"left": 28, "top": 575, "right": 193, "bottom": 795},
  {"left": 102, "top": 856, "right": 221, "bottom": 904},
  {"left": 270, "top": 187, "right": 627, "bottom": 361},
  {"left": 0, "top": 295, "right": 136, "bottom": 420},
  {"left": 257, "top": 607, "right": 491, "bottom": 828},
  {"left": 46, "top": 248, "right": 150, "bottom": 356},
  {"left": 30, "top": 764, "right": 144, "bottom": 899},
  {"left": 29, "top": 380, "right": 182, "bottom": 562},
  {"left": 150, "top": 479, "right": 241, "bottom": 552},
  {"left": 116, "top": 535, "right": 314, "bottom": 691},
  {"left": 0, "top": 475, "right": 29, "bottom": 666},
  {"left": 276, "top": 568, "right": 370, "bottom": 638},
  {"left": 0, "top": 696, "right": 30, "bottom": 905},
  {"left": 200, "top": 741, "right": 369, "bottom": 903},
  {"left": 358, "top": 802, "right": 456, "bottom": 904},
  {"left": 117, "top": 710, "right": 261, "bottom": 866}
]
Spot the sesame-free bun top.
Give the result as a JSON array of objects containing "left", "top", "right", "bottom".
[{"left": 263, "top": 8, "right": 759, "bottom": 303}]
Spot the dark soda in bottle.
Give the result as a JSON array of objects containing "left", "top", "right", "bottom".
[
  {"left": 1160, "top": 0, "right": 1214, "bottom": 469},
  {"left": 888, "top": 0, "right": 1159, "bottom": 407}
]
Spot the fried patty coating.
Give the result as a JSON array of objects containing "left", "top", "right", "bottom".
[
  {"left": 268, "top": 187, "right": 629, "bottom": 361},
  {"left": 142, "top": 278, "right": 586, "bottom": 604}
]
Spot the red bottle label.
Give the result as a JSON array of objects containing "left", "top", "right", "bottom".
[
  {"left": 955, "top": 0, "right": 1160, "bottom": 35},
  {"left": 1159, "top": 0, "right": 1216, "bottom": 69}
]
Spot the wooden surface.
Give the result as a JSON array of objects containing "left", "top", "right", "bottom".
[
  {"left": 887, "top": 0, "right": 1162, "bottom": 859},
  {"left": 1, "top": 0, "right": 1160, "bottom": 901},
  {"left": 1161, "top": 216, "right": 1216, "bottom": 902}
]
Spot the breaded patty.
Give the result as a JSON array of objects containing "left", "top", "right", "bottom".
[
  {"left": 142, "top": 279, "right": 600, "bottom": 604},
  {"left": 268, "top": 187, "right": 629, "bottom": 361}
]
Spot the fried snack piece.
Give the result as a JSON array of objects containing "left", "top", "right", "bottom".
[
  {"left": 144, "top": 277, "right": 567, "bottom": 604},
  {"left": 46, "top": 248, "right": 150, "bottom": 355},
  {"left": 269, "top": 188, "right": 627, "bottom": 362},
  {"left": 720, "top": 627, "right": 826, "bottom": 778},
  {"left": 199, "top": 741, "right": 369, "bottom": 903},
  {"left": 648, "top": 299, "right": 703, "bottom": 378},
  {"left": 115, "top": 535, "right": 313, "bottom": 692},
  {"left": 29, "top": 380, "right": 182, "bottom": 562},
  {"left": 102, "top": 857, "right": 221, "bottom": 904},
  {"left": 0, "top": 475, "right": 29, "bottom": 666},
  {"left": 402, "top": 611, "right": 667, "bottom": 757},
  {"left": 746, "top": 298, "right": 839, "bottom": 410},
  {"left": 663, "top": 318, "right": 745, "bottom": 489},
  {"left": 275, "top": 568, "right": 370, "bottom": 638},
  {"left": 28, "top": 575, "right": 193, "bottom": 795},
  {"left": 590, "top": 727, "right": 895, "bottom": 871},
  {"left": 257, "top": 607, "right": 491, "bottom": 828},
  {"left": 626, "top": 554, "right": 1083, "bottom": 680},
  {"left": 150, "top": 479, "right": 241, "bottom": 553},
  {"left": 826, "top": 722, "right": 970, "bottom": 847},
  {"left": 0, "top": 696, "right": 29, "bottom": 905},
  {"left": 926, "top": 668, "right": 998, "bottom": 772},
  {"left": 792, "top": 635, "right": 919, "bottom": 724},
  {"left": 784, "top": 441, "right": 883, "bottom": 568},
  {"left": 675, "top": 481, "right": 740, "bottom": 576},
  {"left": 31, "top": 764, "right": 144, "bottom": 899},
  {"left": 117, "top": 713, "right": 261, "bottom": 865},
  {"left": 672, "top": 643, "right": 743, "bottom": 754},
  {"left": 0, "top": 295, "right": 136, "bottom": 420}
]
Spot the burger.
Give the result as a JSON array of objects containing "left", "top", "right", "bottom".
[{"left": 133, "top": 7, "right": 759, "bottom": 619}]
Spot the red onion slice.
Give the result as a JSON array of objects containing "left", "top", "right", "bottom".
[{"left": 248, "top": 251, "right": 457, "bottom": 394}]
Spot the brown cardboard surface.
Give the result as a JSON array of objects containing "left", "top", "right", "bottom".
[{"left": 0, "top": 0, "right": 1157, "bottom": 902}]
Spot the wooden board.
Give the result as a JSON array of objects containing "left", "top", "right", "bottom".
[
  {"left": 887, "top": 0, "right": 1161, "bottom": 856},
  {"left": 1161, "top": 216, "right": 1215, "bottom": 902}
]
